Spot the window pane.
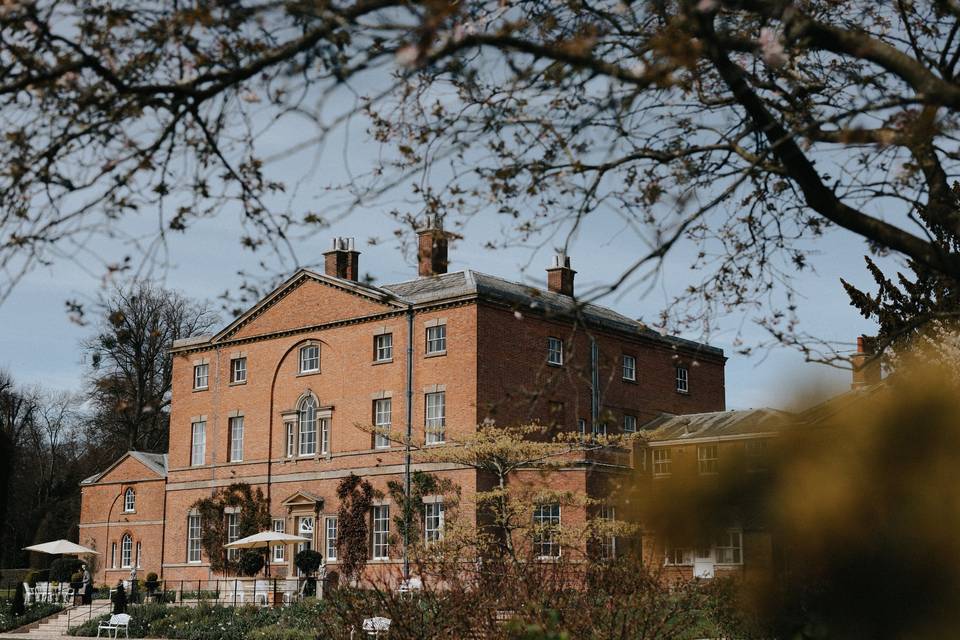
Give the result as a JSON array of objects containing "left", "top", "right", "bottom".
[
  {"left": 326, "top": 517, "right": 338, "bottom": 561},
  {"left": 299, "top": 398, "right": 317, "bottom": 455},
  {"left": 273, "top": 518, "right": 285, "bottom": 562},
  {"left": 425, "top": 392, "right": 446, "bottom": 444},
  {"left": 623, "top": 355, "right": 636, "bottom": 381},
  {"left": 124, "top": 489, "right": 135, "bottom": 512},
  {"left": 187, "top": 515, "right": 202, "bottom": 563},
  {"left": 230, "top": 416, "right": 244, "bottom": 462},
  {"left": 533, "top": 503, "right": 561, "bottom": 558},
  {"left": 698, "top": 444, "right": 718, "bottom": 474},
  {"left": 547, "top": 337, "right": 563, "bottom": 365},
  {"left": 373, "top": 506, "right": 390, "bottom": 559},
  {"left": 676, "top": 367, "right": 689, "bottom": 392},
  {"left": 624, "top": 415, "right": 637, "bottom": 433},
  {"left": 285, "top": 422, "right": 295, "bottom": 458},
  {"left": 194, "top": 363, "right": 209, "bottom": 389},
  {"left": 375, "top": 334, "right": 393, "bottom": 361},
  {"left": 653, "top": 448, "right": 672, "bottom": 475},
  {"left": 374, "top": 398, "right": 392, "bottom": 448},
  {"left": 320, "top": 417, "right": 330, "bottom": 455},
  {"left": 121, "top": 535, "right": 132, "bottom": 568},
  {"left": 424, "top": 502, "right": 444, "bottom": 543},
  {"left": 191, "top": 421, "right": 206, "bottom": 466},
  {"left": 231, "top": 357, "right": 247, "bottom": 383},
  {"left": 300, "top": 345, "right": 319, "bottom": 372},
  {"left": 426, "top": 325, "right": 446, "bottom": 353}
]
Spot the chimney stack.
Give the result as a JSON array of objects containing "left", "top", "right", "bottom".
[
  {"left": 851, "top": 335, "right": 881, "bottom": 389},
  {"left": 323, "top": 237, "right": 360, "bottom": 281},
  {"left": 546, "top": 254, "right": 576, "bottom": 296},
  {"left": 417, "top": 216, "right": 449, "bottom": 278}
]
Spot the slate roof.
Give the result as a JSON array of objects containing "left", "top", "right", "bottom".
[
  {"left": 383, "top": 270, "right": 723, "bottom": 356},
  {"left": 173, "top": 267, "right": 723, "bottom": 357},
  {"left": 80, "top": 451, "right": 168, "bottom": 485},
  {"left": 642, "top": 408, "right": 790, "bottom": 443}
]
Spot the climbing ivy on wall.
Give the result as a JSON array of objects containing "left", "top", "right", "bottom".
[
  {"left": 191, "top": 483, "right": 270, "bottom": 574},
  {"left": 336, "top": 474, "right": 374, "bottom": 584}
]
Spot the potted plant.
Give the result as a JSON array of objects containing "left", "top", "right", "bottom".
[
  {"left": 145, "top": 572, "right": 159, "bottom": 593},
  {"left": 294, "top": 550, "right": 323, "bottom": 597}
]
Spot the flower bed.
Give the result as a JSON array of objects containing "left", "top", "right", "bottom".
[{"left": 0, "top": 601, "right": 62, "bottom": 633}]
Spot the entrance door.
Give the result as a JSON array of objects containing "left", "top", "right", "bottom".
[
  {"left": 295, "top": 516, "right": 314, "bottom": 576},
  {"left": 693, "top": 548, "right": 715, "bottom": 579}
]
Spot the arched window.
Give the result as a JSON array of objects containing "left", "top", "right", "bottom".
[
  {"left": 123, "top": 488, "right": 135, "bottom": 512},
  {"left": 298, "top": 396, "right": 317, "bottom": 456},
  {"left": 121, "top": 534, "right": 133, "bottom": 568}
]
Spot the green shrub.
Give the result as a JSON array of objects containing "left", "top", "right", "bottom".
[
  {"left": 294, "top": 550, "right": 322, "bottom": 576},
  {"left": 25, "top": 571, "right": 41, "bottom": 587},
  {"left": 239, "top": 551, "right": 265, "bottom": 577},
  {"left": 112, "top": 583, "right": 127, "bottom": 614},
  {"left": 12, "top": 583, "right": 25, "bottom": 617},
  {"left": 49, "top": 558, "right": 83, "bottom": 583}
]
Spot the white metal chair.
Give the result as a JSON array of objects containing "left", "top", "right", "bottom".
[
  {"left": 221, "top": 582, "right": 245, "bottom": 606},
  {"left": 35, "top": 582, "right": 52, "bottom": 603},
  {"left": 22, "top": 583, "right": 36, "bottom": 604},
  {"left": 362, "top": 617, "right": 391, "bottom": 638},
  {"left": 97, "top": 613, "right": 131, "bottom": 638}
]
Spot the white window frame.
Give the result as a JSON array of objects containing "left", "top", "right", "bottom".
[
  {"left": 374, "top": 333, "right": 393, "bottom": 362},
  {"left": 622, "top": 355, "right": 636, "bottom": 381},
  {"left": 592, "top": 421, "right": 607, "bottom": 439},
  {"left": 623, "top": 415, "right": 637, "bottom": 434},
  {"left": 285, "top": 422, "right": 295, "bottom": 458},
  {"left": 191, "top": 420, "right": 206, "bottom": 466},
  {"left": 698, "top": 444, "right": 719, "bottom": 474},
  {"left": 425, "top": 391, "right": 446, "bottom": 444},
  {"left": 425, "top": 325, "right": 446, "bottom": 354},
  {"left": 299, "top": 345, "right": 320, "bottom": 373},
  {"left": 111, "top": 542, "right": 117, "bottom": 568},
  {"left": 652, "top": 448, "right": 672, "bottom": 476},
  {"left": 120, "top": 535, "right": 132, "bottom": 568},
  {"left": 230, "top": 357, "right": 247, "bottom": 384},
  {"left": 299, "top": 397, "right": 317, "bottom": 456},
  {"left": 599, "top": 505, "right": 617, "bottom": 560},
  {"left": 374, "top": 398, "right": 392, "bottom": 449},
  {"left": 676, "top": 366, "right": 689, "bottom": 393},
  {"left": 272, "top": 519, "right": 285, "bottom": 563},
  {"left": 665, "top": 547, "right": 694, "bottom": 566},
  {"left": 325, "top": 516, "right": 338, "bottom": 561},
  {"left": 424, "top": 502, "right": 444, "bottom": 544},
  {"left": 187, "top": 514, "right": 202, "bottom": 563},
  {"left": 547, "top": 337, "right": 563, "bottom": 366},
  {"left": 533, "top": 503, "right": 561, "bottom": 559},
  {"left": 123, "top": 488, "right": 135, "bottom": 513},
  {"left": 715, "top": 529, "right": 743, "bottom": 565},
  {"left": 229, "top": 416, "right": 244, "bottom": 462},
  {"left": 193, "top": 363, "right": 209, "bottom": 390},
  {"left": 372, "top": 505, "right": 390, "bottom": 560},
  {"left": 136, "top": 541, "right": 142, "bottom": 568},
  {"left": 226, "top": 512, "right": 240, "bottom": 560}
]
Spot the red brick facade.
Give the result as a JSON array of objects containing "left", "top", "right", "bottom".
[{"left": 79, "top": 243, "right": 727, "bottom": 585}]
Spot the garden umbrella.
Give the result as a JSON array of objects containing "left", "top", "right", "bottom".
[
  {"left": 224, "top": 531, "right": 311, "bottom": 576},
  {"left": 23, "top": 540, "right": 99, "bottom": 555}
]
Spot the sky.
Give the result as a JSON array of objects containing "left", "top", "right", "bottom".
[{"left": 0, "top": 79, "right": 885, "bottom": 412}]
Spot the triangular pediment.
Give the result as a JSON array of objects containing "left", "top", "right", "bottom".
[
  {"left": 280, "top": 490, "right": 324, "bottom": 508},
  {"left": 83, "top": 451, "right": 166, "bottom": 485},
  {"left": 213, "top": 270, "right": 407, "bottom": 343}
]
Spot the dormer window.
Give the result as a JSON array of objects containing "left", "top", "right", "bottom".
[
  {"left": 300, "top": 345, "right": 320, "bottom": 373},
  {"left": 123, "top": 488, "right": 135, "bottom": 513}
]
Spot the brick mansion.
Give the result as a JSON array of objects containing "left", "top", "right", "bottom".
[{"left": 79, "top": 223, "right": 749, "bottom": 585}]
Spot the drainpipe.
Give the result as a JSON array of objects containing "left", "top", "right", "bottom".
[
  {"left": 403, "top": 304, "right": 414, "bottom": 581},
  {"left": 590, "top": 338, "right": 599, "bottom": 431}
]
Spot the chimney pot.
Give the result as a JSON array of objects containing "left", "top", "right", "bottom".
[
  {"left": 851, "top": 334, "right": 881, "bottom": 389},
  {"left": 417, "top": 217, "right": 449, "bottom": 278},
  {"left": 546, "top": 253, "right": 576, "bottom": 296},
  {"left": 323, "top": 236, "right": 361, "bottom": 281}
]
